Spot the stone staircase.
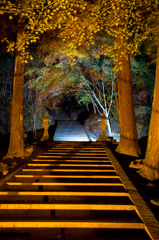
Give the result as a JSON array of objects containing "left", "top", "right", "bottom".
[
  {"left": 0, "top": 142, "right": 153, "bottom": 239},
  {"left": 53, "top": 120, "right": 90, "bottom": 141},
  {"left": 52, "top": 107, "right": 91, "bottom": 141}
]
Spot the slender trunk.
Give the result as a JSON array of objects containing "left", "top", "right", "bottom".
[
  {"left": 115, "top": 37, "right": 140, "bottom": 157},
  {"left": 138, "top": 40, "right": 159, "bottom": 180},
  {"left": 33, "top": 112, "right": 37, "bottom": 137},
  {"left": 86, "top": 82, "right": 112, "bottom": 136},
  {"left": 4, "top": 28, "right": 26, "bottom": 159},
  {"left": 106, "top": 117, "right": 112, "bottom": 137}
]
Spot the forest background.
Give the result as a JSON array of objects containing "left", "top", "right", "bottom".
[{"left": 0, "top": 44, "right": 155, "bottom": 139}]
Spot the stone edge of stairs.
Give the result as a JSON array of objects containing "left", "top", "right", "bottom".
[
  {"left": 0, "top": 141, "right": 48, "bottom": 188},
  {"left": 102, "top": 142, "right": 159, "bottom": 240}
]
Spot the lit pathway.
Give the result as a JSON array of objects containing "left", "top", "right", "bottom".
[
  {"left": 53, "top": 120, "right": 90, "bottom": 141},
  {"left": 53, "top": 108, "right": 90, "bottom": 141}
]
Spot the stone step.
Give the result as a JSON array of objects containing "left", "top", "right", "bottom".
[
  {"left": 53, "top": 142, "right": 100, "bottom": 143},
  {"left": 4, "top": 185, "right": 126, "bottom": 193},
  {"left": 0, "top": 191, "right": 129, "bottom": 197},
  {"left": 54, "top": 136, "right": 90, "bottom": 142},
  {"left": 44, "top": 152, "right": 108, "bottom": 156},
  {"left": 0, "top": 212, "right": 142, "bottom": 225},
  {"left": 0, "top": 198, "right": 134, "bottom": 207},
  {"left": 47, "top": 149, "right": 106, "bottom": 152},
  {"left": 33, "top": 159, "right": 110, "bottom": 163},
  {"left": 0, "top": 195, "right": 132, "bottom": 205},
  {"left": 20, "top": 171, "right": 117, "bottom": 176},
  {"left": 48, "top": 145, "right": 103, "bottom": 148},
  {"left": 27, "top": 163, "right": 113, "bottom": 167},
  {"left": 14, "top": 174, "right": 121, "bottom": 180},
  {"left": 0, "top": 203, "right": 135, "bottom": 210},
  {"left": 6, "top": 182, "right": 124, "bottom": 186},
  {"left": 49, "top": 147, "right": 104, "bottom": 149},
  {"left": 0, "top": 229, "right": 151, "bottom": 240},
  {"left": 21, "top": 168, "right": 117, "bottom": 173},
  {"left": 38, "top": 155, "right": 108, "bottom": 159},
  {"left": 0, "top": 220, "right": 145, "bottom": 229},
  {"left": 50, "top": 144, "right": 103, "bottom": 146},
  {"left": 0, "top": 209, "right": 141, "bottom": 222},
  {"left": 54, "top": 138, "right": 90, "bottom": 141}
]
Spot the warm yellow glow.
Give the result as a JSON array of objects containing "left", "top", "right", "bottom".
[
  {"left": 23, "top": 168, "right": 116, "bottom": 172},
  {"left": 7, "top": 182, "right": 123, "bottom": 186},
  {"left": 15, "top": 174, "right": 120, "bottom": 179},
  {"left": 38, "top": 155, "right": 109, "bottom": 158},
  {"left": 45, "top": 152, "right": 108, "bottom": 155},
  {"left": 0, "top": 221, "right": 145, "bottom": 229},
  {"left": 0, "top": 203, "right": 135, "bottom": 210},
  {"left": 0, "top": 191, "right": 128, "bottom": 196},
  {"left": 33, "top": 159, "right": 110, "bottom": 162},
  {"left": 48, "top": 149, "right": 106, "bottom": 152},
  {"left": 27, "top": 163, "right": 113, "bottom": 167}
]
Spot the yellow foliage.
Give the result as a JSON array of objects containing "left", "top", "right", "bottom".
[{"left": 1, "top": 0, "right": 158, "bottom": 63}]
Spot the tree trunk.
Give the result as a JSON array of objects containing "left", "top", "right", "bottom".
[
  {"left": 106, "top": 118, "right": 112, "bottom": 137},
  {"left": 4, "top": 28, "right": 26, "bottom": 159},
  {"left": 138, "top": 40, "right": 159, "bottom": 180},
  {"left": 115, "top": 38, "right": 140, "bottom": 157}
]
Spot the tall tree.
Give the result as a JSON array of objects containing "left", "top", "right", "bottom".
[
  {"left": 138, "top": 41, "right": 159, "bottom": 180},
  {"left": 115, "top": 37, "right": 140, "bottom": 156},
  {"left": 92, "top": 1, "right": 141, "bottom": 156},
  {"left": 1, "top": 0, "right": 27, "bottom": 158},
  {"left": 5, "top": 25, "right": 26, "bottom": 158},
  {"left": 137, "top": 1, "right": 159, "bottom": 180},
  {"left": 1, "top": 0, "right": 88, "bottom": 159}
]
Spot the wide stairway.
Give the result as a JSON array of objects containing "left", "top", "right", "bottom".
[
  {"left": 53, "top": 107, "right": 91, "bottom": 141},
  {"left": 0, "top": 141, "right": 153, "bottom": 240},
  {"left": 53, "top": 121, "right": 90, "bottom": 141}
]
